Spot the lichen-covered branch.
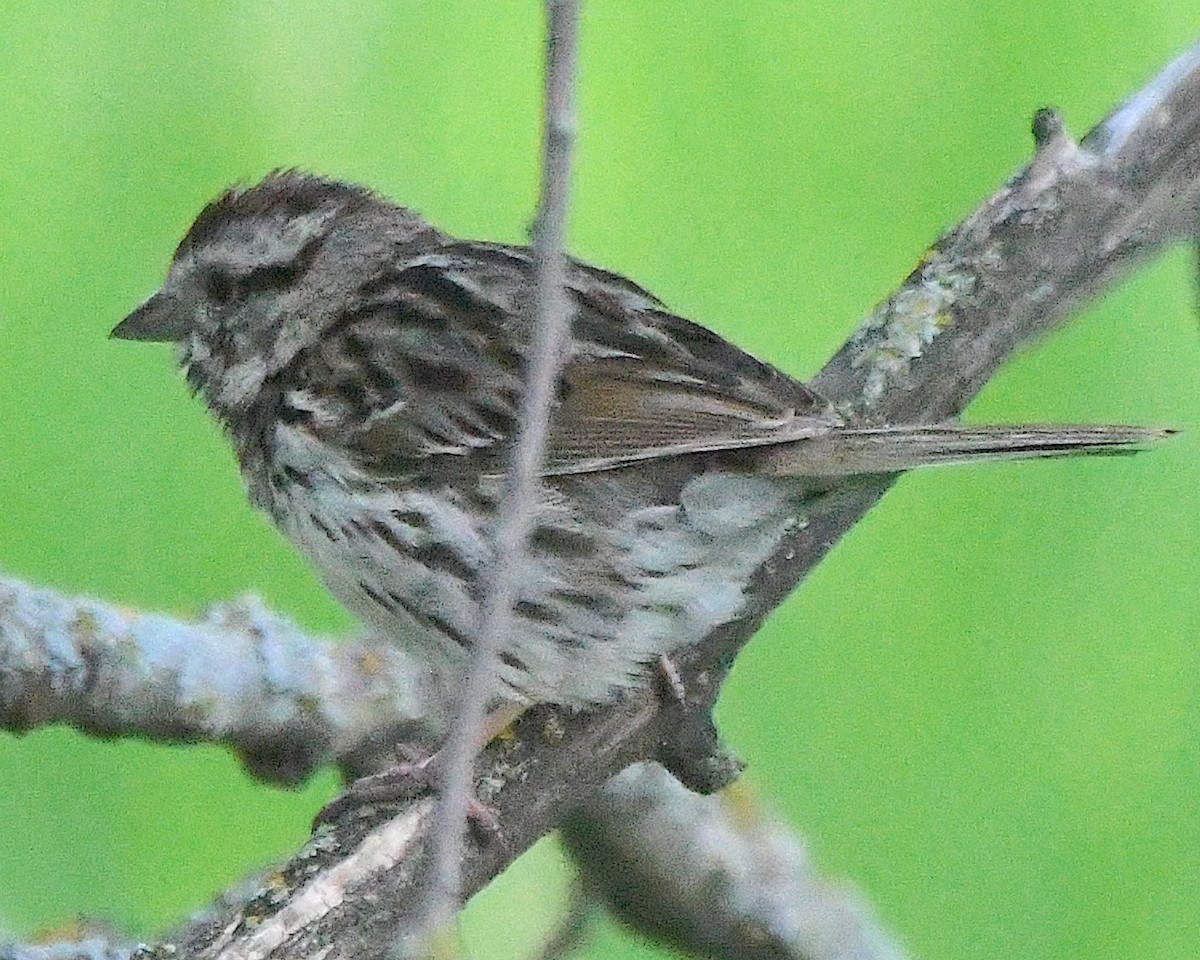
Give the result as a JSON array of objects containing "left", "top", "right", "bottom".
[
  {"left": 562, "top": 764, "right": 910, "bottom": 960},
  {"left": 0, "top": 576, "right": 433, "bottom": 783}
]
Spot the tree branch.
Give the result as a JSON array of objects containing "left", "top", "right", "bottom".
[
  {"left": 0, "top": 576, "right": 432, "bottom": 784},
  {"left": 561, "top": 764, "right": 910, "bottom": 960},
  {"left": 419, "top": 0, "right": 582, "bottom": 944}
]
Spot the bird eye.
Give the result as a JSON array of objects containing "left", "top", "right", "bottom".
[
  {"left": 205, "top": 269, "right": 237, "bottom": 303},
  {"left": 240, "top": 262, "right": 299, "bottom": 293}
]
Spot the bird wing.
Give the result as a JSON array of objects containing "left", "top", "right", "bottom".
[
  {"left": 541, "top": 356, "right": 830, "bottom": 475},
  {"left": 301, "top": 240, "right": 834, "bottom": 479}
]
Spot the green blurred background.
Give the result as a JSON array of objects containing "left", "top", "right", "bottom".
[{"left": 1, "top": 3, "right": 1197, "bottom": 958}]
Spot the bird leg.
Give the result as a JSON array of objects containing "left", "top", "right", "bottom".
[{"left": 313, "top": 702, "right": 527, "bottom": 830}]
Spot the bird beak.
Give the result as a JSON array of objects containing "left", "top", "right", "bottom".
[{"left": 111, "top": 290, "right": 190, "bottom": 342}]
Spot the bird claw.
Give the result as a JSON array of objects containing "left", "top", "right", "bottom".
[{"left": 313, "top": 745, "right": 499, "bottom": 833}]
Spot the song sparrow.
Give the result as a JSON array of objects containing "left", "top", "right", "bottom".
[{"left": 112, "top": 171, "right": 1163, "bottom": 709}]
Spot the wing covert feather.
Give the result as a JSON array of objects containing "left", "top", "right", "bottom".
[{"left": 305, "top": 240, "right": 831, "bottom": 476}]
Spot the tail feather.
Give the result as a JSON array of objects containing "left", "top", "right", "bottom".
[{"left": 759, "top": 423, "right": 1175, "bottom": 477}]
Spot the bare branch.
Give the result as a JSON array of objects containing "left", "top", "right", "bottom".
[{"left": 419, "top": 0, "right": 583, "bottom": 947}]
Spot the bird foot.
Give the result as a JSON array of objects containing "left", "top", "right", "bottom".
[{"left": 313, "top": 743, "right": 498, "bottom": 832}]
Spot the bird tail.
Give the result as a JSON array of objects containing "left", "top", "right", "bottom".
[{"left": 758, "top": 423, "right": 1175, "bottom": 477}]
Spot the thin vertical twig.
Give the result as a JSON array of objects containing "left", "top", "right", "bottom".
[{"left": 415, "top": 0, "right": 582, "bottom": 948}]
